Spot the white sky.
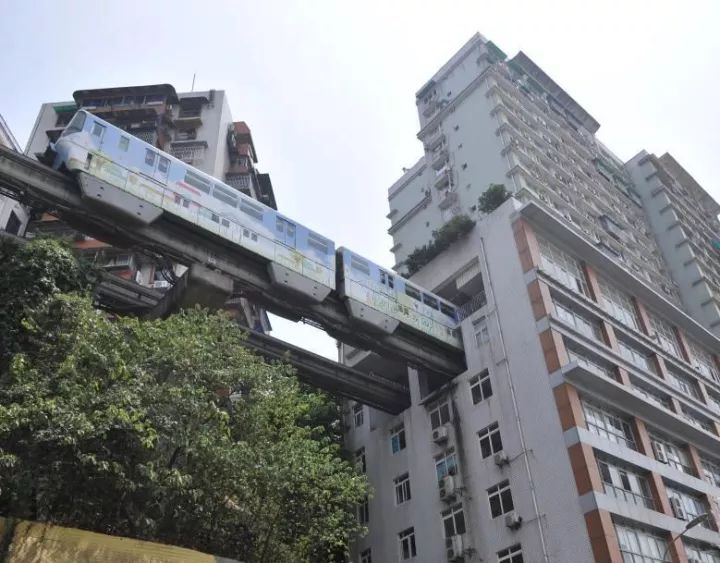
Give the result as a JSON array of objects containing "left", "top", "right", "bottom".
[{"left": 2, "top": 0, "right": 719, "bottom": 359}]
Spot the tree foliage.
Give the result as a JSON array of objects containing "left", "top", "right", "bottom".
[
  {"left": 404, "top": 214, "right": 476, "bottom": 276},
  {"left": 0, "top": 237, "right": 92, "bottom": 368},
  {"left": 0, "top": 239, "right": 367, "bottom": 562},
  {"left": 478, "top": 183, "right": 511, "bottom": 214}
]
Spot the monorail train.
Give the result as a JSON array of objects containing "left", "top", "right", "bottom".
[{"left": 52, "top": 110, "right": 463, "bottom": 349}]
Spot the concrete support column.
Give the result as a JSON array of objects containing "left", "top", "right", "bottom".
[
  {"left": 668, "top": 538, "right": 690, "bottom": 563},
  {"left": 616, "top": 367, "right": 632, "bottom": 386},
  {"left": 686, "top": 445, "right": 704, "bottom": 479},
  {"left": 653, "top": 354, "right": 670, "bottom": 381},
  {"left": 527, "top": 279, "right": 554, "bottom": 321},
  {"left": 673, "top": 327, "right": 693, "bottom": 364},
  {"left": 630, "top": 418, "right": 653, "bottom": 457},
  {"left": 647, "top": 472, "right": 672, "bottom": 516},
  {"left": 583, "top": 263, "right": 603, "bottom": 304},
  {"left": 512, "top": 218, "right": 542, "bottom": 273},
  {"left": 539, "top": 328, "right": 569, "bottom": 373},
  {"left": 567, "top": 442, "right": 603, "bottom": 495},
  {"left": 634, "top": 299, "right": 653, "bottom": 336},
  {"left": 584, "top": 509, "right": 623, "bottom": 563},
  {"left": 553, "top": 383, "right": 585, "bottom": 432},
  {"left": 602, "top": 320, "right": 619, "bottom": 351}
]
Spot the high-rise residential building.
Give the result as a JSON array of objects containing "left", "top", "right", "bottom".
[
  {"left": 24, "top": 84, "right": 274, "bottom": 326},
  {"left": 0, "top": 113, "right": 30, "bottom": 236},
  {"left": 345, "top": 34, "right": 720, "bottom": 563}
]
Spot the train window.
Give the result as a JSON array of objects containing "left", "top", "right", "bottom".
[
  {"left": 405, "top": 285, "right": 421, "bottom": 301},
  {"left": 91, "top": 122, "right": 105, "bottom": 141},
  {"left": 308, "top": 233, "right": 330, "bottom": 255},
  {"left": 350, "top": 256, "right": 370, "bottom": 276},
  {"left": 144, "top": 149, "right": 156, "bottom": 167},
  {"left": 158, "top": 157, "right": 170, "bottom": 175},
  {"left": 62, "top": 112, "right": 86, "bottom": 136},
  {"left": 212, "top": 184, "right": 238, "bottom": 207},
  {"left": 423, "top": 294, "right": 439, "bottom": 309},
  {"left": 240, "top": 201, "right": 264, "bottom": 221},
  {"left": 380, "top": 271, "right": 395, "bottom": 289},
  {"left": 184, "top": 170, "right": 211, "bottom": 194},
  {"left": 174, "top": 194, "right": 190, "bottom": 208},
  {"left": 440, "top": 303, "right": 457, "bottom": 319},
  {"left": 221, "top": 218, "right": 230, "bottom": 228},
  {"left": 211, "top": 213, "right": 220, "bottom": 223},
  {"left": 118, "top": 136, "right": 130, "bottom": 152}
]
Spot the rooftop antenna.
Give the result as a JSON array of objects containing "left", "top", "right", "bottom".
[{"left": 191, "top": 73, "right": 196, "bottom": 92}]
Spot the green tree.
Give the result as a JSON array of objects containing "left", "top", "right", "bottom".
[
  {"left": 478, "top": 183, "right": 511, "bottom": 214},
  {"left": 0, "top": 237, "right": 92, "bottom": 368},
  {"left": 0, "top": 240, "right": 367, "bottom": 562},
  {"left": 404, "top": 214, "right": 476, "bottom": 275}
]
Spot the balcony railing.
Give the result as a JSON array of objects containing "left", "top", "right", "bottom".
[
  {"left": 602, "top": 482, "right": 655, "bottom": 511},
  {"left": 457, "top": 291, "right": 487, "bottom": 321}
]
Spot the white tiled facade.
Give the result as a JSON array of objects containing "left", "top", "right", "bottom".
[{"left": 347, "top": 34, "right": 720, "bottom": 563}]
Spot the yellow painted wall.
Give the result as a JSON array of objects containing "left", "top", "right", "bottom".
[{"left": 0, "top": 517, "right": 239, "bottom": 563}]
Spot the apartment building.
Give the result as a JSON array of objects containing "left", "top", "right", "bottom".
[
  {"left": 24, "top": 84, "right": 274, "bottom": 326},
  {"left": 0, "top": 112, "right": 29, "bottom": 236},
  {"left": 346, "top": 34, "right": 720, "bottom": 563}
]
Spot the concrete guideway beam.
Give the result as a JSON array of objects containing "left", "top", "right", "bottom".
[{"left": 0, "top": 146, "right": 466, "bottom": 378}]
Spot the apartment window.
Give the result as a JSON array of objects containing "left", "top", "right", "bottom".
[
  {"left": 398, "top": 527, "right": 417, "bottom": 560},
  {"left": 435, "top": 449, "right": 458, "bottom": 483},
  {"left": 707, "top": 391, "right": 720, "bottom": 414},
  {"left": 394, "top": 473, "right": 411, "bottom": 505},
  {"left": 441, "top": 504, "right": 467, "bottom": 538},
  {"left": 390, "top": 423, "right": 406, "bottom": 454},
  {"left": 582, "top": 400, "right": 636, "bottom": 450},
  {"left": 617, "top": 338, "right": 655, "bottom": 374},
  {"left": 685, "top": 542, "right": 720, "bottom": 563},
  {"left": 469, "top": 369, "right": 493, "bottom": 404},
  {"left": 667, "top": 485, "right": 709, "bottom": 526},
  {"left": 355, "top": 447, "right": 366, "bottom": 474},
  {"left": 688, "top": 339, "right": 720, "bottom": 383},
  {"left": 478, "top": 422, "right": 503, "bottom": 459},
  {"left": 357, "top": 496, "right": 369, "bottom": 524},
  {"left": 473, "top": 317, "right": 490, "bottom": 346},
  {"left": 498, "top": 545, "right": 524, "bottom": 563},
  {"left": 616, "top": 523, "right": 668, "bottom": 563},
  {"left": 681, "top": 407, "right": 714, "bottom": 434},
  {"left": 597, "top": 457, "right": 654, "bottom": 510},
  {"left": 667, "top": 369, "right": 701, "bottom": 399},
  {"left": 553, "top": 300, "right": 603, "bottom": 341},
  {"left": 353, "top": 403, "right": 364, "bottom": 427},
  {"left": 598, "top": 278, "right": 639, "bottom": 330},
  {"left": 488, "top": 480, "right": 514, "bottom": 518},
  {"left": 567, "top": 345, "right": 614, "bottom": 379},
  {"left": 649, "top": 433, "right": 693, "bottom": 475},
  {"left": 701, "top": 457, "right": 720, "bottom": 488},
  {"left": 537, "top": 236, "right": 589, "bottom": 296},
  {"left": 631, "top": 381, "right": 672, "bottom": 410},
  {"left": 118, "top": 136, "right": 129, "bottom": 151},
  {"left": 429, "top": 400, "right": 451, "bottom": 430},
  {"left": 648, "top": 311, "right": 681, "bottom": 358},
  {"left": 360, "top": 548, "right": 372, "bottom": 563}
]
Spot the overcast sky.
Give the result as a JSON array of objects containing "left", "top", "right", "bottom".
[{"left": 2, "top": 0, "right": 719, "bottom": 359}]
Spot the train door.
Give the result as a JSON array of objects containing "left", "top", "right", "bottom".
[{"left": 276, "top": 217, "right": 296, "bottom": 248}]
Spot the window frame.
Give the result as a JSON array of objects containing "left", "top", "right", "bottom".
[
  {"left": 394, "top": 473, "right": 412, "bottom": 505},
  {"left": 487, "top": 480, "right": 515, "bottom": 518},
  {"left": 398, "top": 527, "right": 417, "bottom": 560},
  {"left": 478, "top": 422, "right": 503, "bottom": 459},
  {"left": 390, "top": 423, "right": 406, "bottom": 454},
  {"left": 469, "top": 369, "right": 493, "bottom": 404}
]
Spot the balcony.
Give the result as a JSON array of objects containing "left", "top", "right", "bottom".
[
  {"left": 170, "top": 141, "right": 207, "bottom": 165},
  {"left": 430, "top": 144, "right": 449, "bottom": 170},
  {"left": 438, "top": 190, "right": 458, "bottom": 210},
  {"left": 423, "top": 129, "right": 445, "bottom": 152},
  {"left": 175, "top": 107, "right": 202, "bottom": 129},
  {"left": 434, "top": 166, "right": 451, "bottom": 189},
  {"left": 422, "top": 99, "right": 439, "bottom": 118},
  {"left": 225, "top": 173, "right": 253, "bottom": 196}
]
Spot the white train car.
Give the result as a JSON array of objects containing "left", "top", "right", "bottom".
[{"left": 52, "top": 110, "right": 334, "bottom": 302}]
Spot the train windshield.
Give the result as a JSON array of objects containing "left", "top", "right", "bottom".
[{"left": 61, "top": 112, "right": 86, "bottom": 137}]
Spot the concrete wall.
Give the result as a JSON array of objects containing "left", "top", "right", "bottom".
[
  {"left": 0, "top": 517, "right": 240, "bottom": 563},
  {"left": 349, "top": 200, "right": 594, "bottom": 562}
]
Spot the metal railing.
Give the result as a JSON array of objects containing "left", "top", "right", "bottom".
[
  {"left": 457, "top": 291, "right": 487, "bottom": 321},
  {"left": 603, "top": 482, "right": 655, "bottom": 511}
]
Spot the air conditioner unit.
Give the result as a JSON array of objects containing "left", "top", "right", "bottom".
[
  {"left": 505, "top": 512, "right": 523, "bottom": 530},
  {"left": 432, "top": 426, "right": 449, "bottom": 444},
  {"left": 651, "top": 441, "right": 668, "bottom": 464},
  {"left": 439, "top": 475, "right": 457, "bottom": 502},
  {"left": 670, "top": 497, "right": 686, "bottom": 520},
  {"left": 446, "top": 534, "right": 464, "bottom": 561},
  {"left": 494, "top": 452, "right": 510, "bottom": 467}
]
